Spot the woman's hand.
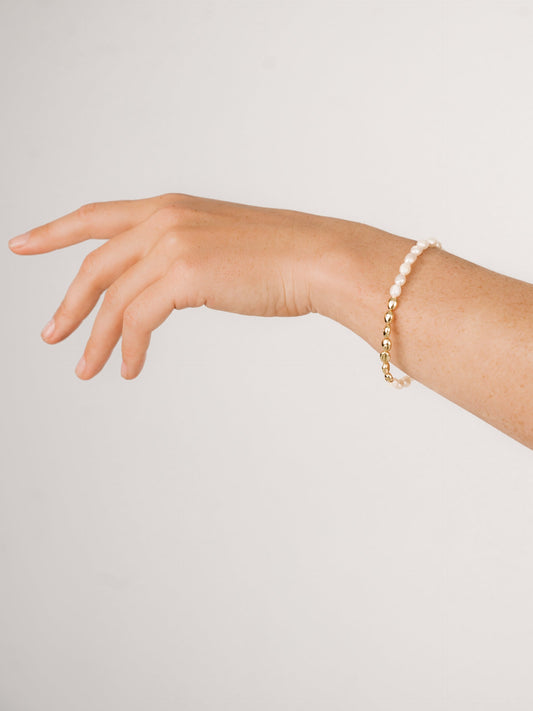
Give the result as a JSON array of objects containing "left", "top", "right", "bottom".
[{"left": 7, "top": 192, "right": 355, "bottom": 380}]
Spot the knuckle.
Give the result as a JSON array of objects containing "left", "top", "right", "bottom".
[
  {"left": 152, "top": 203, "right": 202, "bottom": 229},
  {"left": 159, "top": 229, "right": 184, "bottom": 252},
  {"left": 171, "top": 250, "right": 201, "bottom": 279},
  {"left": 79, "top": 251, "right": 99, "bottom": 277},
  {"left": 156, "top": 192, "right": 186, "bottom": 204},
  {"left": 121, "top": 342, "right": 139, "bottom": 361},
  {"left": 102, "top": 283, "right": 123, "bottom": 310},
  {"left": 123, "top": 304, "right": 141, "bottom": 329},
  {"left": 152, "top": 204, "right": 185, "bottom": 228},
  {"left": 57, "top": 298, "right": 78, "bottom": 322},
  {"left": 121, "top": 344, "right": 138, "bottom": 361},
  {"left": 76, "top": 202, "right": 98, "bottom": 221},
  {"left": 83, "top": 337, "right": 99, "bottom": 360}
]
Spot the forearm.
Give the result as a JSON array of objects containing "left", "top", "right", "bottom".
[{"left": 310, "top": 219, "right": 533, "bottom": 449}]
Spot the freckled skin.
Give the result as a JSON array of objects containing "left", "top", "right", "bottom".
[{"left": 8, "top": 192, "right": 533, "bottom": 449}]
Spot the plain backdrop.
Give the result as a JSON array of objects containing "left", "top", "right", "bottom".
[{"left": 1, "top": 0, "right": 532, "bottom": 709}]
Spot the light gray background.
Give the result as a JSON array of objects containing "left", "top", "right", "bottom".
[{"left": 1, "top": 0, "right": 532, "bottom": 709}]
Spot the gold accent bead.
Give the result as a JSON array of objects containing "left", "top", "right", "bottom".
[
  {"left": 380, "top": 351, "right": 391, "bottom": 363},
  {"left": 388, "top": 298, "right": 398, "bottom": 310},
  {"left": 384, "top": 372, "right": 394, "bottom": 382},
  {"left": 381, "top": 338, "right": 391, "bottom": 351},
  {"left": 381, "top": 362, "right": 390, "bottom": 373},
  {"left": 384, "top": 311, "right": 394, "bottom": 324},
  {"left": 383, "top": 324, "right": 391, "bottom": 337}
]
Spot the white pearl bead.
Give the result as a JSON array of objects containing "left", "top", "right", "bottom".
[
  {"left": 390, "top": 283, "right": 402, "bottom": 298},
  {"left": 382, "top": 240, "right": 442, "bottom": 391}
]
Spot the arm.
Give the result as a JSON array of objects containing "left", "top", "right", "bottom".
[
  {"left": 8, "top": 193, "right": 533, "bottom": 449},
  {"left": 308, "top": 218, "right": 533, "bottom": 449}
]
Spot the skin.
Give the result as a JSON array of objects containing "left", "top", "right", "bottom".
[{"left": 7, "top": 192, "right": 533, "bottom": 449}]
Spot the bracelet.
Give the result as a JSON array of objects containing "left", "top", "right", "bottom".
[{"left": 380, "top": 239, "right": 442, "bottom": 389}]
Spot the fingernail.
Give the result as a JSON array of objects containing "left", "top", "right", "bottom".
[
  {"left": 9, "top": 232, "right": 30, "bottom": 249},
  {"left": 41, "top": 318, "right": 55, "bottom": 340},
  {"left": 121, "top": 361, "right": 128, "bottom": 378},
  {"left": 75, "top": 355, "right": 86, "bottom": 378}
]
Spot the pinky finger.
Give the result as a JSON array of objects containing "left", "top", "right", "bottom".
[{"left": 120, "top": 275, "right": 177, "bottom": 380}]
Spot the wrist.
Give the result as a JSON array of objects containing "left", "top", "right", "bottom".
[{"left": 309, "top": 220, "right": 417, "bottom": 350}]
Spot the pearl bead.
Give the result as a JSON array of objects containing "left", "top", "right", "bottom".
[
  {"left": 417, "top": 240, "right": 429, "bottom": 249},
  {"left": 404, "top": 253, "right": 417, "bottom": 264},
  {"left": 435, "top": 241, "right": 442, "bottom": 249},
  {"left": 427, "top": 239, "right": 436, "bottom": 246},
  {"left": 399, "top": 262, "right": 411, "bottom": 276},
  {"left": 394, "top": 274, "right": 406, "bottom": 286},
  {"left": 410, "top": 245, "right": 423, "bottom": 256},
  {"left": 390, "top": 283, "right": 401, "bottom": 298}
]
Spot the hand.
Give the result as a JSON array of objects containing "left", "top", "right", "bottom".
[{"left": 8, "top": 193, "right": 353, "bottom": 380}]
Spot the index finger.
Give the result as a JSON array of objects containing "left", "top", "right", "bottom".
[{"left": 7, "top": 193, "right": 173, "bottom": 254}]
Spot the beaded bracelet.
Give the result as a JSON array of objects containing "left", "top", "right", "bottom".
[{"left": 380, "top": 239, "right": 442, "bottom": 389}]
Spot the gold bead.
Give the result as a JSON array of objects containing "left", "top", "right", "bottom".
[
  {"left": 384, "top": 311, "right": 394, "bottom": 324},
  {"left": 381, "top": 338, "right": 391, "bottom": 351},
  {"left": 383, "top": 324, "right": 391, "bottom": 337},
  {"left": 381, "top": 362, "right": 390, "bottom": 373},
  {"left": 380, "top": 351, "right": 391, "bottom": 363},
  {"left": 384, "top": 372, "right": 394, "bottom": 382},
  {"left": 388, "top": 297, "right": 398, "bottom": 310}
]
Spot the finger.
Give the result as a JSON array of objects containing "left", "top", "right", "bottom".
[
  {"left": 42, "top": 210, "right": 180, "bottom": 344},
  {"left": 8, "top": 193, "right": 174, "bottom": 254},
  {"left": 75, "top": 233, "right": 183, "bottom": 380},
  {"left": 120, "top": 266, "right": 199, "bottom": 380}
]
